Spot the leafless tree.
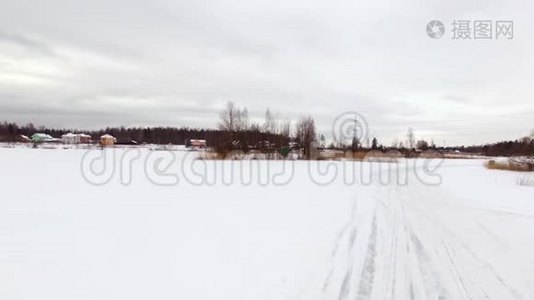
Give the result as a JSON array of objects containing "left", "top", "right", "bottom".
[
  {"left": 319, "top": 134, "right": 326, "bottom": 148},
  {"left": 235, "top": 107, "right": 249, "bottom": 131},
  {"left": 219, "top": 101, "right": 249, "bottom": 132},
  {"left": 416, "top": 140, "right": 429, "bottom": 150},
  {"left": 219, "top": 102, "right": 237, "bottom": 132},
  {"left": 296, "top": 116, "right": 317, "bottom": 159},
  {"left": 263, "top": 108, "right": 276, "bottom": 133},
  {"left": 280, "top": 119, "right": 291, "bottom": 138},
  {"left": 407, "top": 127, "right": 415, "bottom": 149}
]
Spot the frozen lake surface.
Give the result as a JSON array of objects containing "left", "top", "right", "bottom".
[{"left": 1, "top": 147, "right": 534, "bottom": 299}]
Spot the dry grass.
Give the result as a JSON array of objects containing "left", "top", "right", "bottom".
[
  {"left": 197, "top": 151, "right": 224, "bottom": 160},
  {"left": 198, "top": 150, "right": 285, "bottom": 160},
  {"left": 351, "top": 151, "right": 370, "bottom": 160},
  {"left": 315, "top": 150, "right": 368, "bottom": 161},
  {"left": 317, "top": 150, "right": 345, "bottom": 160},
  {"left": 443, "top": 154, "right": 483, "bottom": 159},
  {"left": 485, "top": 159, "right": 534, "bottom": 172}
]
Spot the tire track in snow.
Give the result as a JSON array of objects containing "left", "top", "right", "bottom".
[
  {"left": 383, "top": 200, "right": 399, "bottom": 300},
  {"left": 384, "top": 184, "right": 403, "bottom": 300},
  {"left": 408, "top": 190, "right": 534, "bottom": 298},
  {"left": 405, "top": 197, "right": 523, "bottom": 300},
  {"left": 356, "top": 214, "right": 378, "bottom": 299},
  {"left": 337, "top": 267, "right": 354, "bottom": 300},
  {"left": 330, "top": 199, "right": 358, "bottom": 259},
  {"left": 370, "top": 184, "right": 399, "bottom": 300},
  {"left": 440, "top": 227, "right": 522, "bottom": 300},
  {"left": 403, "top": 200, "right": 474, "bottom": 299},
  {"left": 399, "top": 193, "right": 450, "bottom": 300},
  {"left": 321, "top": 199, "right": 359, "bottom": 295},
  {"left": 410, "top": 231, "right": 450, "bottom": 299},
  {"left": 334, "top": 224, "right": 359, "bottom": 300},
  {"left": 441, "top": 238, "right": 473, "bottom": 300},
  {"left": 323, "top": 190, "right": 380, "bottom": 300}
]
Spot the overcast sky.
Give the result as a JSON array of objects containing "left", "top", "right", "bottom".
[{"left": 1, "top": 0, "right": 533, "bottom": 145}]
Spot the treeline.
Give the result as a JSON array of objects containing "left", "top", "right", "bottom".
[
  {"left": 461, "top": 137, "right": 534, "bottom": 157},
  {"left": 0, "top": 121, "right": 287, "bottom": 147},
  {"left": 215, "top": 102, "right": 316, "bottom": 156},
  {"left": 387, "top": 127, "right": 534, "bottom": 157},
  {"left": 3, "top": 110, "right": 532, "bottom": 157}
]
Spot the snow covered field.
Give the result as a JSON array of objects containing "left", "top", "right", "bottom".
[{"left": 1, "top": 147, "right": 534, "bottom": 299}]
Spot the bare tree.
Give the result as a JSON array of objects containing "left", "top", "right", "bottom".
[
  {"left": 319, "top": 134, "right": 326, "bottom": 148},
  {"left": 280, "top": 119, "right": 291, "bottom": 138},
  {"left": 235, "top": 107, "right": 249, "bottom": 131},
  {"left": 351, "top": 136, "right": 359, "bottom": 151},
  {"left": 263, "top": 108, "right": 276, "bottom": 133},
  {"left": 371, "top": 137, "right": 378, "bottom": 150},
  {"left": 219, "top": 102, "right": 238, "bottom": 132},
  {"left": 416, "top": 140, "right": 429, "bottom": 150},
  {"left": 249, "top": 122, "right": 261, "bottom": 132},
  {"left": 296, "top": 116, "right": 317, "bottom": 159},
  {"left": 407, "top": 127, "right": 415, "bottom": 150},
  {"left": 219, "top": 101, "right": 249, "bottom": 132}
]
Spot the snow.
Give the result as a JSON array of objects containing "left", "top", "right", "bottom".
[{"left": 1, "top": 147, "right": 534, "bottom": 299}]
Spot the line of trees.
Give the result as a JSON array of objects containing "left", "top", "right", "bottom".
[
  {"left": 0, "top": 101, "right": 312, "bottom": 152},
  {"left": 462, "top": 137, "right": 534, "bottom": 157},
  {"left": 386, "top": 128, "right": 534, "bottom": 157},
  {"left": 4, "top": 112, "right": 531, "bottom": 158},
  {"left": 0, "top": 121, "right": 220, "bottom": 145},
  {"left": 0, "top": 120, "right": 292, "bottom": 148},
  {"left": 216, "top": 102, "right": 317, "bottom": 157}
]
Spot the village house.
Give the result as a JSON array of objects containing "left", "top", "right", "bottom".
[
  {"left": 31, "top": 133, "right": 55, "bottom": 143},
  {"left": 16, "top": 134, "right": 31, "bottom": 143},
  {"left": 61, "top": 133, "right": 92, "bottom": 144},
  {"left": 79, "top": 134, "right": 92, "bottom": 143},
  {"left": 190, "top": 139, "right": 207, "bottom": 149},
  {"left": 100, "top": 134, "right": 116, "bottom": 146},
  {"left": 61, "top": 133, "right": 80, "bottom": 144}
]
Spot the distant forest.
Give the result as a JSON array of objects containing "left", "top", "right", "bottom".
[
  {"left": 458, "top": 139, "right": 534, "bottom": 157},
  {"left": 0, "top": 121, "right": 289, "bottom": 149},
  {"left": 0, "top": 119, "right": 533, "bottom": 157}
]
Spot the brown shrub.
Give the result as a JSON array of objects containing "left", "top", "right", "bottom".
[{"left": 485, "top": 159, "right": 534, "bottom": 172}]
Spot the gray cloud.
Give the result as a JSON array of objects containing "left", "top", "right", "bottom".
[
  {"left": 0, "top": 0, "right": 533, "bottom": 145},
  {"left": 0, "top": 31, "right": 55, "bottom": 56}
]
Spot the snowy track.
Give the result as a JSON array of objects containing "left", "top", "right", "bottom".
[
  {"left": 321, "top": 171, "right": 534, "bottom": 300},
  {"left": 1, "top": 148, "right": 534, "bottom": 299}
]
